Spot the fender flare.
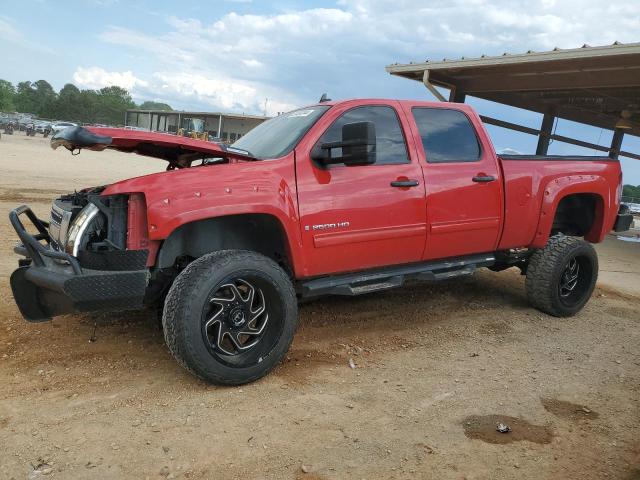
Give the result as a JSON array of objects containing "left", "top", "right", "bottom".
[
  {"left": 154, "top": 210, "right": 304, "bottom": 275},
  {"left": 531, "top": 174, "right": 610, "bottom": 248}
]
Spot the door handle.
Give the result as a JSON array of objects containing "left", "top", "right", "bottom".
[
  {"left": 390, "top": 179, "right": 420, "bottom": 188},
  {"left": 472, "top": 175, "right": 496, "bottom": 183}
]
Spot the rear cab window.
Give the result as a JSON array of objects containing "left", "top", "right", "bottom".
[{"left": 412, "top": 108, "right": 481, "bottom": 163}]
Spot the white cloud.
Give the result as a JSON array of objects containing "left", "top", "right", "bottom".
[
  {"left": 154, "top": 72, "right": 296, "bottom": 113},
  {"left": 241, "top": 59, "right": 263, "bottom": 68},
  {"left": 0, "top": 14, "right": 56, "bottom": 54},
  {"left": 153, "top": 72, "right": 256, "bottom": 110},
  {"left": 0, "top": 15, "right": 21, "bottom": 43},
  {"left": 88, "top": 1, "right": 640, "bottom": 114},
  {"left": 73, "top": 66, "right": 148, "bottom": 90},
  {"left": 211, "top": 8, "right": 353, "bottom": 35}
]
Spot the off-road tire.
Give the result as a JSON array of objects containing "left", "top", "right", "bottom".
[
  {"left": 525, "top": 234, "right": 598, "bottom": 317},
  {"left": 162, "top": 250, "right": 297, "bottom": 385}
]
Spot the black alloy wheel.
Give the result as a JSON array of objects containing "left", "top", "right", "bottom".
[
  {"left": 201, "top": 276, "right": 283, "bottom": 366},
  {"left": 526, "top": 234, "right": 598, "bottom": 317},
  {"left": 163, "top": 250, "right": 298, "bottom": 385}
]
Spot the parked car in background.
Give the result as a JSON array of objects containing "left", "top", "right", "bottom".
[
  {"left": 623, "top": 202, "right": 640, "bottom": 215},
  {"left": 50, "top": 121, "right": 77, "bottom": 134},
  {"left": 35, "top": 121, "right": 52, "bottom": 134},
  {"left": 2, "top": 121, "right": 15, "bottom": 134}
]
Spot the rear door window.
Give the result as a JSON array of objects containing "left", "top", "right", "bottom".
[{"left": 412, "top": 108, "right": 481, "bottom": 163}]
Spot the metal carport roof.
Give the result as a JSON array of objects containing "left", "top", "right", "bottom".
[{"left": 386, "top": 42, "right": 640, "bottom": 159}]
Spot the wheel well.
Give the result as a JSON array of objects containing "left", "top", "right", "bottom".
[
  {"left": 551, "top": 193, "right": 602, "bottom": 237},
  {"left": 156, "top": 214, "right": 293, "bottom": 274}
]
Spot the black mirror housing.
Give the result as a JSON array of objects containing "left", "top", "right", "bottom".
[{"left": 313, "top": 121, "right": 376, "bottom": 166}]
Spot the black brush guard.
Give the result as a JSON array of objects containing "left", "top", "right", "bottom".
[{"left": 9, "top": 205, "right": 148, "bottom": 322}]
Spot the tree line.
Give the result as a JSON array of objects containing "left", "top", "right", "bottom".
[
  {"left": 0, "top": 79, "right": 172, "bottom": 126},
  {"left": 622, "top": 184, "right": 640, "bottom": 200}
]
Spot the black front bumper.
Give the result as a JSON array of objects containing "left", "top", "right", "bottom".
[
  {"left": 9, "top": 205, "right": 148, "bottom": 322},
  {"left": 613, "top": 204, "right": 634, "bottom": 233}
]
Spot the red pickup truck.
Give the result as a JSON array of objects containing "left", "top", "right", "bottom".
[{"left": 9, "top": 99, "right": 633, "bottom": 385}]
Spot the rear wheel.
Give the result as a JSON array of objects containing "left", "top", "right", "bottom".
[
  {"left": 525, "top": 234, "right": 598, "bottom": 317},
  {"left": 162, "top": 250, "right": 297, "bottom": 385}
]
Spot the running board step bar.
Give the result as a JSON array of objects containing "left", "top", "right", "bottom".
[{"left": 300, "top": 253, "right": 496, "bottom": 298}]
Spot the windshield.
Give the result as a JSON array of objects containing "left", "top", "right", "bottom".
[{"left": 231, "top": 106, "right": 329, "bottom": 159}]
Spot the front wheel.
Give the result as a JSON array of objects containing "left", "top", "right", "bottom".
[
  {"left": 525, "top": 234, "right": 598, "bottom": 317},
  {"left": 162, "top": 250, "right": 298, "bottom": 385}
]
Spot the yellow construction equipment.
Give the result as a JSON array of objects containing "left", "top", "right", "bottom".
[{"left": 177, "top": 118, "right": 209, "bottom": 141}]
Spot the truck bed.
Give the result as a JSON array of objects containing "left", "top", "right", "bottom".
[{"left": 498, "top": 154, "right": 622, "bottom": 250}]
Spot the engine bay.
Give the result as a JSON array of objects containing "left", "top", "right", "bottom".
[{"left": 49, "top": 187, "right": 128, "bottom": 256}]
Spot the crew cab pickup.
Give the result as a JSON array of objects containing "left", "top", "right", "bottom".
[{"left": 9, "top": 99, "right": 633, "bottom": 385}]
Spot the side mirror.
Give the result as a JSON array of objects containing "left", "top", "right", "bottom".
[{"left": 313, "top": 121, "right": 376, "bottom": 166}]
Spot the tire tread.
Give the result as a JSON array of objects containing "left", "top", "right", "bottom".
[
  {"left": 162, "top": 250, "right": 296, "bottom": 385},
  {"left": 525, "top": 234, "right": 597, "bottom": 317}
]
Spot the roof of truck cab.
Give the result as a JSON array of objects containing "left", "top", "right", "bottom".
[{"left": 310, "top": 98, "right": 470, "bottom": 108}]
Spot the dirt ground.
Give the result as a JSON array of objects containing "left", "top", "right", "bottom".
[{"left": 0, "top": 133, "right": 639, "bottom": 480}]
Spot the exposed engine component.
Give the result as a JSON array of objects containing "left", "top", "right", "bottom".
[{"left": 48, "top": 187, "right": 128, "bottom": 256}]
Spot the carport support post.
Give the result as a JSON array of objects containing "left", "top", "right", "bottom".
[
  {"left": 449, "top": 88, "right": 466, "bottom": 103},
  {"left": 422, "top": 70, "right": 447, "bottom": 102},
  {"left": 536, "top": 113, "right": 555, "bottom": 155},
  {"left": 610, "top": 129, "right": 624, "bottom": 159}
]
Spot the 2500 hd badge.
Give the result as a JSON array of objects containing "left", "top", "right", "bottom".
[{"left": 305, "top": 221, "right": 351, "bottom": 231}]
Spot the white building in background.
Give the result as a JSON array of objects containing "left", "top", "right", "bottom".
[{"left": 124, "top": 109, "right": 268, "bottom": 143}]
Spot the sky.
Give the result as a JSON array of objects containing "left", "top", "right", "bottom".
[{"left": 1, "top": 0, "right": 639, "bottom": 184}]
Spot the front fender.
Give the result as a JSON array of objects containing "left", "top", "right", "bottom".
[{"left": 102, "top": 154, "right": 305, "bottom": 275}]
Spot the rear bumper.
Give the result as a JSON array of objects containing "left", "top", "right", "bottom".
[
  {"left": 613, "top": 205, "right": 634, "bottom": 233},
  {"left": 9, "top": 205, "right": 148, "bottom": 322}
]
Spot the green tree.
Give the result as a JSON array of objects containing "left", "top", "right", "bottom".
[
  {"left": 95, "top": 86, "right": 136, "bottom": 125},
  {"left": 622, "top": 184, "right": 640, "bottom": 199},
  {"left": 4, "top": 78, "right": 173, "bottom": 125},
  {"left": 33, "top": 80, "right": 58, "bottom": 117},
  {"left": 14, "top": 81, "right": 37, "bottom": 113},
  {"left": 0, "top": 79, "right": 15, "bottom": 111},
  {"left": 55, "top": 83, "right": 82, "bottom": 121},
  {"left": 77, "top": 89, "right": 100, "bottom": 123},
  {"left": 138, "top": 100, "right": 173, "bottom": 111}
]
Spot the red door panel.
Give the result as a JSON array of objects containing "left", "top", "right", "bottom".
[
  {"left": 296, "top": 163, "right": 426, "bottom": 275},
  {"left": 422, "top": 162, "right": 502, "bottom": 259},
  {"left": 400, "top": 103, "right": 504, "bottom": 260},
  {"left": 295, "top": 101, "right": 427, "bottom": 277}
]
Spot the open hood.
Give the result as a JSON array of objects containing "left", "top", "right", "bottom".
[{"left": 51, "top": 126, "right": 256, "bottom": 166}]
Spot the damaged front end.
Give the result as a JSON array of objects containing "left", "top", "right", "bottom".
[
  {"left": 9, "top": 189, "right": 149, "bottom": 322},
  {"left": 10, "top": 125, "right": 257, "bottom": 323}
]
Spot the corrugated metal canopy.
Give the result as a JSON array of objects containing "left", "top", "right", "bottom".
[
  {"left": 126, "top": 109, "right": 268, "bottom": 121},
  {"left": 386, "top": 42, "right": 640, "bottom": 137}
]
